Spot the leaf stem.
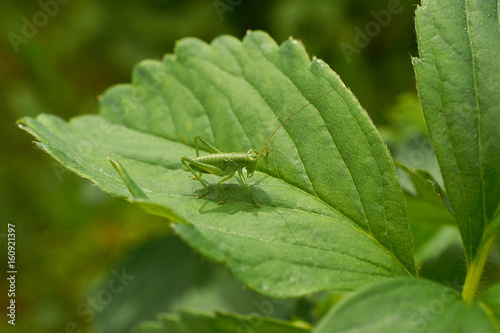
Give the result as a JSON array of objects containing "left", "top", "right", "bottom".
[{"left": 461, "top": 235, "right": 496, "bottom": 302}]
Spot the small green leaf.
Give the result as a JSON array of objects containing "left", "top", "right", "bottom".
[
  {"left": 413, "top": 0, "right": 500, "bottom": 262},
  {"left": 18, "top": 31, "right": 416, "bottom": 297},
  {"left": 314, "top": 278, "right": 500, "bottom": 332},
  {"left": 412, "top": 225, "right": 461, "bottom": 265},
  {"left": 134, "top": 309, "right": 310, "bottom": 333},
  {"left": 397, "top": 162, "right": 455, "bottom": 226},
  {"left": 396, "top": 163, "right": 461, "bottom": 265}
]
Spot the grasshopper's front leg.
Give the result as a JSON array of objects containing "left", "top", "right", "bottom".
[{"left": 237, "top": 169, "right": 260, "bottom": 207}]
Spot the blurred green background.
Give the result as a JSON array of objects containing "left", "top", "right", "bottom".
[{"left": 5, "top": 0, "right": 493, "bottom": 332}]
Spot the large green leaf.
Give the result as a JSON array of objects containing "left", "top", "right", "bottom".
[
  {"left": 18, "top": 31, "right": 416, "bottom": 297},
  {"left": 413, "top": 0, "right": 500, "bottom": 263},
  {"left": 314, "top": 278, "right": 500, "bottom": 332}
]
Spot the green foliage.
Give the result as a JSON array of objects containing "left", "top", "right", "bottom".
[
  {"left": 19, "top": 30, "right": 416, "bottom": 300},
  {"left": 16, "top": 0, "right": 500, "bottom": 331},
  {"left": 413, "top": 0, "right": 500, "bottom": 266},
  {"left": 1, "top": 2, "right": 419, "bottom": 329},
  {"left": 413, "top": 0, "right": 500, "bottom": 303},
  {"left": 134, "top": 309, "right": 310, "bottom": 333}
]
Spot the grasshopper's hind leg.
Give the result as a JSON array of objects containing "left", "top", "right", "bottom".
[
  {"left": 181, "top": 157, "right": 210, "bottom": 198},
  {"left": 195, "top": 134, "right": 223, "bottom": 154},
  {"left": 237, "top": 169, "right": 260, "bottom": 207},
  {"left": 193, "top": 135, "right": 223, "bottom": 180}
]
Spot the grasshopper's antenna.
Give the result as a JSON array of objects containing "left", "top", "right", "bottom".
[{"left": 257, "top": 86, "right": 342, "bottom": 159}]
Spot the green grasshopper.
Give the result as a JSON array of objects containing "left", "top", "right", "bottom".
[{"left": 181, "top": 87, "right": 340, "bottom": 207}]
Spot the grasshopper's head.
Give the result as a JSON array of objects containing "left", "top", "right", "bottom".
[{"left": 246, "top": 149, "right": 258, "bottom": 178}]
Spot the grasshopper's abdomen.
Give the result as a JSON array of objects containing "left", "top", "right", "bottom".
[{"left": 195, "top": 153, "right": 251, "bottom": 171}]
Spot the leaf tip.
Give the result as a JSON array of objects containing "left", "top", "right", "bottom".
[
  {"left": 16, "top": 117, "right": 34, "bottom": 132},
  {"left": 16, "top": 118, "right": 26, "bottom": 127}
]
